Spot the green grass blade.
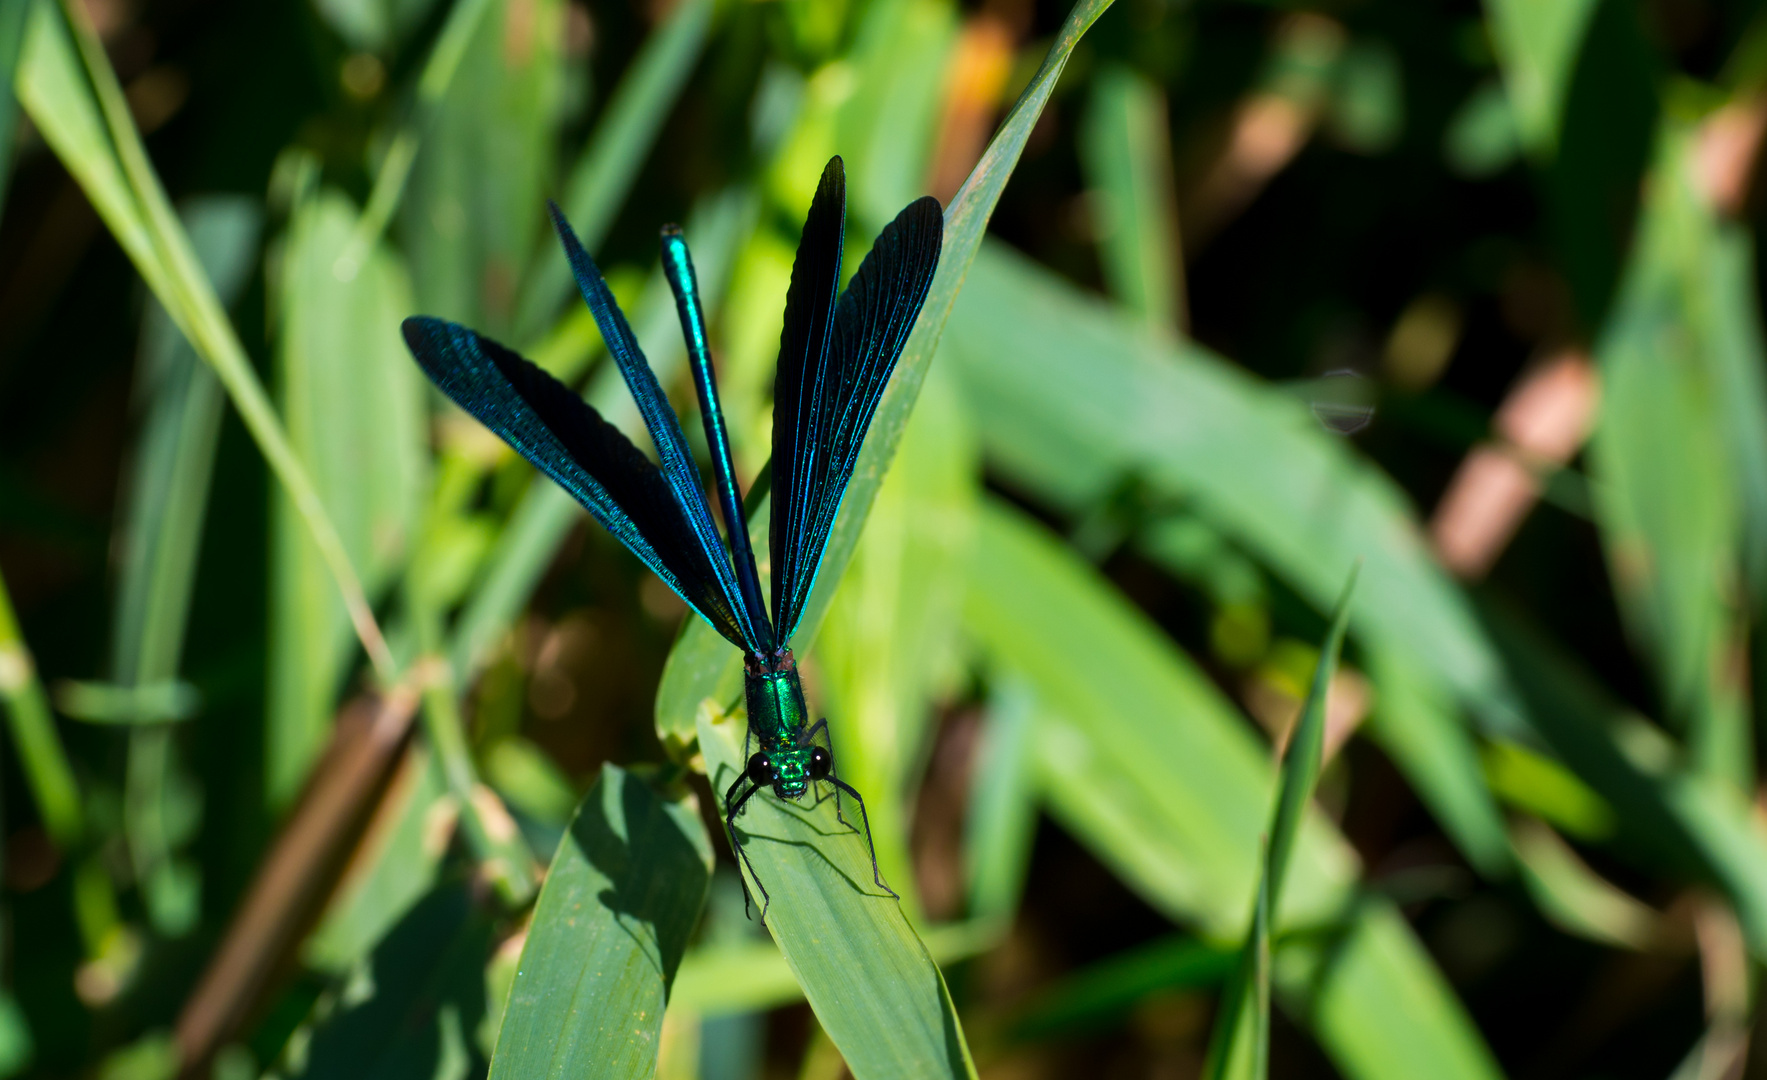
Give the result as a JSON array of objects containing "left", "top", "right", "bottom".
[
  {"left": 967, "top": 501, "right": 1501, "bottom": 1080},
  {"left": 963, "top": 674, "right": 1039, "bottom": 921},
  {"left": 268, "top": 189, "right": 426, "bottom": 806},
  {"left": 331, "top": 0, "right": 498, "bottom": 281},
  {"left": 813, "top": 368, "right": 978, "bottom": 917},
  {"left": 946, "top": 243, "right": 1505, "bottom": 720},
  {"left": 1509, "top": 817, "right": 1658, "bottom": 950},
  {"left": 943, "top": 242, "right": 1512, "bottom": 867},
  {"left": 1268, "top": 566, "right": 1356, "bottom": 907},
  {"left": 17, "top": 0, "right": 393, "bottom": 678},
  {"left": 1203, "top": 566, "right": 1357, "bottom": 1080},
  {"left": 1587, "top": 119, "right": 1755, "bottom": 788},
  {"left": 488, "top": 764, "right": 712, "bottom": 1080},
  {"left": 112, "top": 196, "right": 260, "bottom": 689},
  {"left": 834, "top": 0, "right": 957, "bottom": 228},
  {"left": 0, "top": 566, "right": 81, "bottom": 846},
  {"left": 1005, "top": 934, "right": 1235, "bottom": 1042},
  {"left": 0, "top": 0, "right": 31, "bottom": 216},
  {"left": 1364, "top": 650, "right": 1511, "bottom": 876},
  {"left": 513, "top": 0, "right": 712, "bottom": 341},
  {"left": 967, "top": 498, "right": 1354, "bottom": 936},
  {"left": 1484, "top": 0, "right": 1600, "bottom": 154},
  {"left": 696, "top": 705, "right": 978, "bottom": 1079},
  {"left": 1484, "top": 602, "right": 1767, "bottom": 959},
  {"left": 1080, "top": 63, "right": 1185, "bottom": 336},
  {"left": 110, "top": 196, "right": 260, "bottom": 935},
  {"left": 671, "top": 918, "right": 1000, "bottom": 1017},
  {"left": 399, "top": 0, "right": 563, "bottom": 335}
]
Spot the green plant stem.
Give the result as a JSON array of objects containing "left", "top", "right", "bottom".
[{"left": 0, "top": 567, "right": 82, "bottom": 846}]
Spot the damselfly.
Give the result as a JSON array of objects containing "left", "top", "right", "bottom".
[{"left": 402, "top": 156, "right": 942, "bottom": 917}]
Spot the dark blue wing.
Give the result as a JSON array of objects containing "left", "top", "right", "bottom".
[
  {"left": 401, "top": 317, "right": 754, "bottom": 650},
  {"left": 769, "top": 163, "right": 944, "bottom": 645},
  {"left": 546, "top": 203, "right": 766, "bottom": 657}
]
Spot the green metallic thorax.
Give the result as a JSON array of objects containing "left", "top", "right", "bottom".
[{"left": 744, "top": 653, "right": 813, "bottom": 799}]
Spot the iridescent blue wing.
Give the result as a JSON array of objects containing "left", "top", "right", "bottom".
[
  {"left": 401, "top": 317, "right": 753, "bottom": 650},
  {"left": 769, "top": 159, "right": 944, "bottom": 645},
  {"left": 661, "top": 227, "right": 774, "bottom": 654},
  {"left": 546, "top": 203, "right": 767, "bottom": 656}
]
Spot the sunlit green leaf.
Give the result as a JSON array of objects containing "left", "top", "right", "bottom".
[
  {"left": 696, "top": 703, "right": 977, "bottom": 1079},
  {"left": 488, "top": 764, "right": 712, "bottom": 1080}
]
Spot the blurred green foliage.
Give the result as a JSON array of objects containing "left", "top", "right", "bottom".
[{"left": 6, "top": 0, "right": 1767, "bottom": 1076}]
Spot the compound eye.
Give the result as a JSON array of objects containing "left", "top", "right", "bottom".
[
  {"left": 808, "top": 746, "right": 832, "bottom": 779},
  {"left": 747, "top": 752, "right": 777, "bottom": 785}
]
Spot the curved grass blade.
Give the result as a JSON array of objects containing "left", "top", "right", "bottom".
[
  {"left": 0, "top": 566, "right": 81, "bottom": 846},
  {"left": 966, "top": 501, "right": 1501, "bottom": 1080},
  {"left": 1203, "top": 567, "right": 1358, "bottom": 1080},
  {"left": 815, "top": 368, "right": 979, "bottom": 914},
  {"left": 115, "top": 195, "right": 261, "bottom": 933},
  {"left": 488, "top": 764, "right": 712, "bottom": 1080},
  {"left": 943, "top": 242, "right": 1511, "bottom": 869},
  {"left": 16, "top": 0, "right": 392, "bottom": 677},
  {"left": 697, "top": 703, "right": 977, "bottom": 1079},
  {"left": 1587, "top": 121, "right": 1753, "bottom": 788}
]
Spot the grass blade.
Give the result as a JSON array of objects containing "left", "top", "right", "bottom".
[
  {"left": 1484, "top": 601, "right": 1767, "bottom": 959},
  {"left": 963, "top": 674, "right": 1039, "bottom": 921},
  {"left": 0, "top": 566, "right": 81, "bottom": 846},
  {"left": 943, "top": 242, "right": 1512, "bottom": 868},
  {"left": 1484, "top": 0, "right": 1600, "bottom": 154},
  {"left": 696, "top": 703, "right": 977, "bottom": 1079},
  {"left": 268, "top": 189, "right": 426, "bottom": 806},
  {"left": 813, "top": 368, "right": 978, "bottom": 917},
  {"left": 488, "top": 764, "right": 712, "bottom": 1080},
  {"left": 1080, "top": 63, "right": 1185, "bottom": 336},
  {"left": 111, "top": 196, "right": 261, "bottom": 934},
  {"left": 16, "top": 0, "right": 392, "bottom": 677},
  {"left": 0, "top": 0, "right": 30, "bottom": 215},
  {"left": 783, "top": 0, "right": 1117, "bottom": 649},
  {"left": 1203, "top": 566, "right": 1357, "bottom": 1080},
  {"left": 330, "top": 0, "right": 499, "bottom": 282},
  {"left": 1587, "top": 119, "right": 1756, "bottom": 787},
  {"left": 966, "top": 501, "right": 1500, "bottom": 1080}
]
